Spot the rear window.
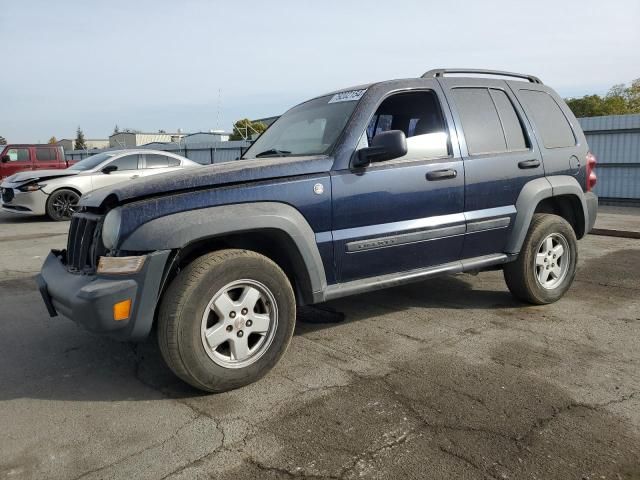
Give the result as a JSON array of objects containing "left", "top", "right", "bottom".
[
  {"left": 452, "top": 88, "right": 528, "bottom": 155},
  {"left": 518, "top": 90, "right": 575, "bottom": 149},
  {"left": 36, "top": 147, "right": 57, "bottom": 161}
]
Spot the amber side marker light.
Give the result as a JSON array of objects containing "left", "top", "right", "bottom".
[{"left": 113, "top": 299, "right": 132, "bottom": 321}]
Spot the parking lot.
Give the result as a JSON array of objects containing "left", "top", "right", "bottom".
[{"left": 1, "top": 208, "right": 639, "bottom": 480}]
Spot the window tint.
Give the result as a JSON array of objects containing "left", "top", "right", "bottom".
[
  {"left": 518, "top": 90, "right": 575, "bottom": 149},
  {"left": 364, "top": 91, "right": 449, "bottom": 162},
  {"left": 490, "top": 89, "right": 527, "bottom": 151},
  {"left": 168, "top": 156, "right": 180, "bottom": 166},
  {"left": 6, "top": 148, "right": 29, "bottom": 162},
  {"left": 108, "top": 154, "right": 139, "bottom": 171},
  {"left": 145, "top": 154, "right": 169, "bottom": 168},
  {"left": 36, "top": 148, "right": 57, "bottom": 161},
  {"left": 452, "top": 88, "right": 506, "bottom": 155}
]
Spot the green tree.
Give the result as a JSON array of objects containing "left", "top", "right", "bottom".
[
  {"left": 48, "top": 136, "right": 58, "bottom": 144},
  {"left": 565, "top": 78, "right": 640, "bottom": 117},
  {"left": 74, "top": 127, "right": 87, "bottom": 150},
  {"left": 0, "top": 135, "right": 6, "bottom": 145},
  {"left": 229, "top": 118, "right": 267, "bottom": 141}
]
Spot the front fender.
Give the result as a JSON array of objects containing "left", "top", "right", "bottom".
[{"left": 119, "top": 201, "right": 327, "bottom": 297}]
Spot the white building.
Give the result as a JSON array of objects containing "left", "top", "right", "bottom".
[{"left": 109, "top": 132, "right": 185, "bottom": 148}]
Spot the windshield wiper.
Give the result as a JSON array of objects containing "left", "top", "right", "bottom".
[{"left": 254, "top": 149, "right": 292, "bottom": 158}]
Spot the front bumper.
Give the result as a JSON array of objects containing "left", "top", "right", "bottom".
[
  {"left": 584, "top": 191, "right": 598, "bottom": 234},
  {"left": 0, "top": 187, "right": 48, "bottom": 216},
  {"left": 37, "top": 249, "right": 171, "bottom": 341}
]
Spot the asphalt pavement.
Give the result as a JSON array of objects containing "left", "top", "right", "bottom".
[{"left": 0, "top": 209, "right": 639, "bottom": 479}]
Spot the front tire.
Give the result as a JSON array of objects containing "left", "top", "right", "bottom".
[
  {"left": 157, "top": 249, "right": 296, "bottom": 392},
  {"left": 503, "top": 214, "right": 578, "bottom": 305},
  {"left": 46, "top": 188, "right": 80, "bottom": 221}
]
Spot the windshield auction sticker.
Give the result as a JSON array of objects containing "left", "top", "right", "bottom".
[{"left": 328, "top": 89, "right": 367, "bottom": 103}]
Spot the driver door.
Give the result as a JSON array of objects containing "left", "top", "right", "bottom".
[
  {"left": 331, "top": 87, "right": 465, "bottom": 282},
  {"left": 90, "top": 154, "right": 143, "bottom": 190}
]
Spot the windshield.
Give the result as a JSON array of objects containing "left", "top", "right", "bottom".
[
  {"left": 67, "top": 152, "right": 116, "bottom": 171},
  {"left": 243, "top": 92, "right": 363, "bottom": 159}
]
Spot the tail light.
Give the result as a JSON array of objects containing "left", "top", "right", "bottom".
[{"left": 586, "top": 151, "right": 597, "bottom": 192}]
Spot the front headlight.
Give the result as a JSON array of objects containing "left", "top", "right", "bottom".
[
  {"left": 18, "top": 183, "right": 46, "bottom": 192},
  {"left": 97, "top": 255, "right": 146, "bottom": 274},
  {"left": 102, "top": 207, "right": 122, "bottom": 250}
]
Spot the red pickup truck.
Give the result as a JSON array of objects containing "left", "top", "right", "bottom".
[{"left": 0, "top": 144, "right": 76, "bottom": 179}]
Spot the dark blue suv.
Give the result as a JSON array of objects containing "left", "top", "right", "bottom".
[{"left": 38, "top": 69, "right": 598, "bottom": 392}]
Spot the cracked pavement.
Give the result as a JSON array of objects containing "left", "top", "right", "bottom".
[{"left": 1, "top": 210, "right": 639, "bottom": 479}]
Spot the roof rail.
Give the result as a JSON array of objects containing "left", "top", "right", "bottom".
[{"left": 421, "top": 68, "right": 543, "bottom": 84}]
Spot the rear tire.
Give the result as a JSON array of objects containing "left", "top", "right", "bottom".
[
  {"left": 46, "top": 188, "right": 80, "bottom": 221},
  {"left": 503, "top": 214, "right": 578, "bottom": 305},
  {"left": 157, "top": 249, "right": 296, "bottom": 392}
]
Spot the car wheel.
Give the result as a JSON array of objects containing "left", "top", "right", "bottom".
[
  {"left": 157, "top": 249, "right": 296, "bottom": 392},
  {"left": 503, "top": 214, "right": 578, "bottom": 305},
  {"left": 46, "top": 189, "right": 80, "bottom": 221}
]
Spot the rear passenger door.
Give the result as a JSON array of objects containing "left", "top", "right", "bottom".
[
  {"left": 34, "top": 146, "right": 61, "bottom": 171},
  {"left": 140, "top": 153, "right": 182, "bottom": 177},
  {"left": 441, "top": 79, "right": 544, "bottom": 258}
]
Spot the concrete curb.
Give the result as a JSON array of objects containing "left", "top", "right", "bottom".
[{"left": 590, "top": 228, "right": 640, "bottom": 239}]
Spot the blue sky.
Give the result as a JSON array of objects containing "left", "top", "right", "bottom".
[{"left": 1, "top": 0, "right": 638, "bottom": 143}]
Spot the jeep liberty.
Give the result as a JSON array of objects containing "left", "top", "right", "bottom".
[{"left": 37, "top": 69, "right": 598, "bottom": 392}]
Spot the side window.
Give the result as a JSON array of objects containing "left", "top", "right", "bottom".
[
  {"left": 5, "top": 148, "right": 30, "bottom": 162},
  {"left": 489, "top": 89, "right": 527, "bottom": 151},
  {"left": 168, "top": 156, "right": 181, "bottom": 167},
  {"left": 36, "top": 148, "right": 57, "bottom": 162},
  {"left": 144, "top": 154, "right": 169, "bottom": 168},
  {"left": 452, "top": 88, "right": 506, "bottom": 155},
  {"left": 108, "top": 154, "right": 139, "bottom": 171},
  {"left": 518, "top": 90, "right": 575, "bottom": 149},
  {"left": 364, "top": 91, "right": 449, "bottom": 162},
  {"left": 452, "top": 88, "right": 528, "bottom": 155}
]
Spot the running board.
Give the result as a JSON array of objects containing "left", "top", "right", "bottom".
[{"left": 321, "top": 254, "right": 511, "bottom": 302}]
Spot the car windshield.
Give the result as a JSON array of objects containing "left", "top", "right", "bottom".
[
  {"left": 242, "top": 92, "right": 363, "bottom": 159},
  {"left": 67, "top": 152, "right": 116, "bottom": 171}
]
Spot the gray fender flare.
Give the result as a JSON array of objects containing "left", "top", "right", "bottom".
[
  {"left": 120, "top": 202, "right": 327, "bottom": 296},
  {"left": 506, "top": 175, "right": 588, "bottom": 254}
]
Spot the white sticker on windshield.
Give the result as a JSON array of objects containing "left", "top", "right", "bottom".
[{"left": 328, "top": 89, "right": 367, "bottom": 103}]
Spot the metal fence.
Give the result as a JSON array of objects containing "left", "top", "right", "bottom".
[
  {"left": 64, "top": 140, "right": 252, "bottom": 165},
  {"left": 578, "top": 114, "right": 640, "bottom": 205}
]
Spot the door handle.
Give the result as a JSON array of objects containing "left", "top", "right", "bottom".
[
  {"left": 130, "top": 175, "right": 140, "bottom": 179},
  {"left": 518, "top": 159, "right": 540, "bottom": 169},
  {"left": 426, "top": 169, "right": 457, "bottom": 181}
]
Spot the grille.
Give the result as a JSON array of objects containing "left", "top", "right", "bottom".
[
  {"left": 1, "top": 188, "right": 14, "bottom": 203},
  {"left": 66, "top": 213, "right": 103, "bottom": 273}
]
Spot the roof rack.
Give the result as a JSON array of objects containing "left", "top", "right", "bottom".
[{"left": 421, "top": 68, "right": 543, "bottom": 84}]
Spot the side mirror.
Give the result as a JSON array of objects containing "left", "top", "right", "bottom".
[
  {"left": 353, "top": 130, "right": 407, "bottom": 167},
  {"left": 1, "top": 155, "right": 9, "bottom": 163},
  {"left": 102, "top": 165, "right": 118, "bottom": 174}
]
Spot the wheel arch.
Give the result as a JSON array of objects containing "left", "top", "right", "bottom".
[
  {"left": 506, "top": 176, "right": 588, "bottom": 254},
  {"left": 119, "top": 202, "right": 327, "bottom": 305}
]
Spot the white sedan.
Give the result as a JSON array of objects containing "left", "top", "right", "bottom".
[{"left": 0, "top": 149, "right": 200, "bottom": 220}]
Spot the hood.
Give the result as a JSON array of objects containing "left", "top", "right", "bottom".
[
  {"left": 81, "top": 156, "right": 334, "bottom": 208},
  {"left": 2, "top": 169, "right": 78, "bottom": 186}
]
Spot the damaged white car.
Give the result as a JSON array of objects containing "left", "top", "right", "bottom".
[{"left": 1, "top": 150, "right": 199, "bottom": 220}]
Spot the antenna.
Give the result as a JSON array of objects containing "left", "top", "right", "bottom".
[{"left": 215, "top": 88, "right": 222, "bottom": 131}]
